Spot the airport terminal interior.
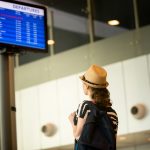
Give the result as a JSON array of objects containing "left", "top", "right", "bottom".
[{"left": 0, "top": 0, "right": 150, "bottom": 150}]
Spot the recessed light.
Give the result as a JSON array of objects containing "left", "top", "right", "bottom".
[
  {"left": 108, "top": 20, "right": 120, "bottom": 26},
  {"left": 47, "top": 40, "right": 55, "bottom": 45}
]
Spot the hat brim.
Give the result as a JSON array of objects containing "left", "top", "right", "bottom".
[{"left": 79, "top": 75, "right": 109, "bottom": 88}]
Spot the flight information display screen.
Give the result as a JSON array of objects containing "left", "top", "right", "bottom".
[{"left": 0, "top": 0, "right": 48, "bottom": 52}]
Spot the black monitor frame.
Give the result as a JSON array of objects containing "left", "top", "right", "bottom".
[{"left": 0, "top": 0, "right": 48, "bottom": 53}]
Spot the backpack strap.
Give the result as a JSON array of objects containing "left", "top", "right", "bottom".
[{"left": 84, "top": 101, "right": 106, "bottom": 116}]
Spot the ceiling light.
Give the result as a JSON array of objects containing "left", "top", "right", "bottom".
[
  {"left": 108, "top": 20, "right": 120, "bottom": 26},
  {"left": 47, "top": 40, "right": 55, "bottom": 45}
]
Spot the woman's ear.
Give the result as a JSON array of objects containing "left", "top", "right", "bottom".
[
  {"left": 86, "top": 84, "right": 90, "bottom": 89},
  {"left": 84, "top": 83, "right": 88, "bottom": 89}
]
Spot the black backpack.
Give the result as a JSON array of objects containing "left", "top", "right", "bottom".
[{"left": 76, "top": 101, "right": 116, "bottom": 150}]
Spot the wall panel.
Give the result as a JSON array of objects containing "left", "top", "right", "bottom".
[
  {"left": 38, "top": 81, "right": 60, "bottom": 149},
  {"left": 16, "top": 92, "right": 23, "bottom": 150},
  {"left": 104, "top": 62, "right": 128, "bottom": 135},
  {"left": 19, "top": 87, "right": 41, "bottom": 150},
  {"left": 123, "top": 55, "right": 150, "bottom": 133},
  {"left": 57, "top": 75, "right": 79, "bottom": 145}
]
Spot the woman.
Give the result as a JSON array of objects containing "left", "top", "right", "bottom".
[{"left": 68, "top": 64, "right": 118, "bottom": 150}]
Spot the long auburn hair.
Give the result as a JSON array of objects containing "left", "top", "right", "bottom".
[{"left": 89, "top": 87, "right": 112, "bottom": 107}]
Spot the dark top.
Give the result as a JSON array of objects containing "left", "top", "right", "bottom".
[{"left": 73, "top": 100, "right": 118, "bottom": 135}]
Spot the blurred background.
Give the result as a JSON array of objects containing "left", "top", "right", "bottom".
[{"left": 2, "top": 0, "right": 150, "bottom": 149}]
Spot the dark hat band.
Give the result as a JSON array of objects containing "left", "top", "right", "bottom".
[{"left": 83, "top": 75, "right": 106, "bottom": 86}]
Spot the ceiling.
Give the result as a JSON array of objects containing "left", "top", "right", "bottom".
[{"left": 30, "top": 0, "right": 150, "bottom": 29}]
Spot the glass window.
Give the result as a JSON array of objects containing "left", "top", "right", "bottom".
[
  {"left": 53, "top": 27, "right": 89, "bottom": 54},
  {"left": 51, "top": 0, "right": 89, "bottom": 54},
  {"left": 18, "top": 0, "right": 150, "bottom": 65},
  {"left": 19, "top": 51, "right": 50, "bottom": 65},
  {"left": 137, "top": 0, "right": 150, "bottom": 27},
  {"left": 92, "top": 0, "right": 135, "bottom": 41}
]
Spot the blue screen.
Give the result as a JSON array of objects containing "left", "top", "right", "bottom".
[{"left": 0, "top": 1, "right": 47, "bottom": 51}]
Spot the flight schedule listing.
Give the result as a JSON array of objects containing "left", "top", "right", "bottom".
[{"left": 0, "top": 1, "right": 46, "bottom": 50}]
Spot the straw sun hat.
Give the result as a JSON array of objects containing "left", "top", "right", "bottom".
[{"left": 80, "top": 64, "right": 109, "bottom": 88}]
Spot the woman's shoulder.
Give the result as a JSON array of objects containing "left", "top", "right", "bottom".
[
  {"left": 79, "top": 100, "right": 92, "bottom": 107},
  {"left": 77, "top": 100, "right": 91, "bottom": 112},
  {"left": 76, "top": 100, "right": 91, "bottom": 118}
]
